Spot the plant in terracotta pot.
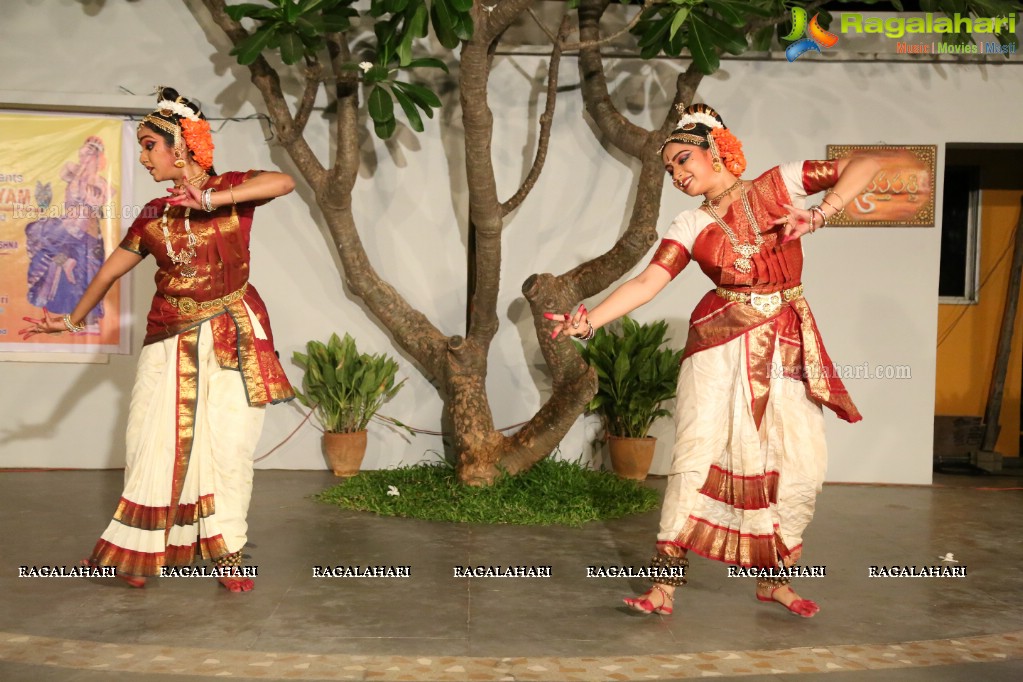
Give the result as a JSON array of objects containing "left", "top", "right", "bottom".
[
  {"left": 577, "top": 316, "right": 683, "bottom": 480},
  {"left": 293, "top": 333, "right": 405, "bottom": 477}
]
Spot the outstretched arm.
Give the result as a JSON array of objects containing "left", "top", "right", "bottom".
[
  {"left": 168, "top": 170, "right": 296, "bottom": 211},
  {"left": 20, "top": 247, "right": 143, "bottom": 338},
  {"left": 547, "top": 264, "right": 672, "bottom": 339}
]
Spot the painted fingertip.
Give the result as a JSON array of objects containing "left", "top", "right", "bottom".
[
  {"left": 543, "top": 312, "right": 555, "bottom": 320},
  {"left": 550, "top": 330, "right": 558, "bottom": 339},
  {"left": 577, "top": 304, "right": 585, "bottom": 313}
]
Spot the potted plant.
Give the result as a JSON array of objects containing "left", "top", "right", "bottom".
[
  {"left": 293, "top": 332, "right": 405, "bottom": 477},
  {"left": 577, "top": 316, "right": 683, "bottom": 480}
]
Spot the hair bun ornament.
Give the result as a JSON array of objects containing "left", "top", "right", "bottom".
[{"left": 674, "top": 102, "right": 725, "bottom": 131}]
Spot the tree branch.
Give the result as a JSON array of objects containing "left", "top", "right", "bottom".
[
  {"left": 325, "top": 32, "right": 360, "bottom": 193},
  {"left": 461, "top": 35, "right": 503, "bottom": 348},
  {"left": 282, "top": 58, "right": 322, "bottom": 146},
  {"left": 576, "top": 0, "right": 647, "bottom": 159},
  {"left": 477, "top": 0, "right": 538, "bottom": 44},
  {"left": 322, "top": 209, "right": 450, "bottom": 378},
  {"left": 500, "top": 15, "right": 570, "bottom": 217},
  {"left": 527, "top": 1, "right": 656, "bottom": 53},
  {"left": 201, "top": 0, "right": 325, "bottom": 190}
]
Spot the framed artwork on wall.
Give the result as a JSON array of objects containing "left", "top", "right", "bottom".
[{"left": 825, "top": 144, "right": 937, "bottom": 226}]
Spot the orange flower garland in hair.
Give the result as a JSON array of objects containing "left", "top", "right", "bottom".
[
  {"left": 180, "top": 118, "right": 214, "bottom": 170},
  {"left": 710, "top": 127, "right": 746, "bottom": 177}
]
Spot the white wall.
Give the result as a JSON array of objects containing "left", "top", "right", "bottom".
[{"left": 1, "top": 1, "right": 1020, "bottom": 483}]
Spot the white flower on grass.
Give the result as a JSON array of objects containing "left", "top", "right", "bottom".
[
  {"left": 387, "top": 485, "right": 400, "bottom": 497},
  {"left": 359, "top": 61, "right": 373, "bottom": 73}
]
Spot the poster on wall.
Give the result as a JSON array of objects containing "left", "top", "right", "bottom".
[
  {"left": 0, "top": 112, "right": 132, "bottom": 355},
  {"left": 825, "top": 144, "right": 937, "bottom": 227}
]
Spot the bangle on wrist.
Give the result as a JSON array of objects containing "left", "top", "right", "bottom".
[
  {"left": 229, "top": 184, "right": 237, "bottom": 205},
  {"left": 201, "top": 188, "right": 215, "bottom": 212},
  {"left": 580, "top": 322, "right": 595, "bottom": 341},
  {"left": 63, "top": 314, "right": 84, "bottom": 333},
  {"left": 809, "top": 205, "right": 828, "bottom": 232},
  {"left": 824, "top": 190, "right": 845, "bottom": 210},
  {"left": 820, "top": 196, "right": 842, "bottom": 214}
]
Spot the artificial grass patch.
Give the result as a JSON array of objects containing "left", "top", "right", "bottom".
[{"left": 314, "top": 458, "right": 659, "bottom": 526}]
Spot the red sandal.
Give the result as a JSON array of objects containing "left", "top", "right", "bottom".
[
  {"left": 624, "top": 584, "right": 674, "bottom": 615},
  {"left": 212, "top": 551, "right": 253, "bottom": 592},
  {"left": 216, "top": 576, "right": 254, "bottom": 592},
  {"left": 756, "top": 582, "right": 819, "bottom": 618}
]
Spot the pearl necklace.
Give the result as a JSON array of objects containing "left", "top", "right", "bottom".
[
  {"left": 703, "top": 182, "right": 764, "bottom": 274},
  {"left": 161, "top": 203, "right": 198, "bottom": 278}
]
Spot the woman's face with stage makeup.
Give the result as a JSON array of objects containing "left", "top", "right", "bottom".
[
  {"left": 662, "top": 142, "right": 715, "bottom": 196},
  {"left": 137, "top": 126, "right": 177, "bottom": 183}
]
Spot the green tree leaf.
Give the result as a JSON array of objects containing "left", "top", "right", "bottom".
[
  {"left": 230, "top": 27, "right": 276, "bottom": 65},
  {"left": 374, "top": 116, "right": 397, "bottom": 139},
  {"left": 430, "top": 0, "right": 461, "bottom": 48},
  {"left": 368, "top": 85, "right": 395, "bottom": 122},
  {"left": 406, "top": 56, "right": 449, "bottom": 72},
  {"left": 669, "top": 7, "right": 690, "bottom": 40},
  {"left": 279, "top": 29, "right": 305, "bottom": 64},
  {"left": 226, "top": 3, "right": 279, "bottom": 21},
  {"left": 393, "top": 87, "right": 425, "bottom": 131},
  {"left": 393, "top": 81, "right": 441, "bottom": 108}
]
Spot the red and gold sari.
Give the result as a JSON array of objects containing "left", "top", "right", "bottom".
[
  {"left": 89, "top": 170, "right": 294, "bottom": 576},
  {"left": 648, "top": 160, "right": 859, "bottom": 568}
]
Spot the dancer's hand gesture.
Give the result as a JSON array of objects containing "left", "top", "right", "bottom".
[{"left": 543, "top": 304, "right": 593, "bottom": 340}]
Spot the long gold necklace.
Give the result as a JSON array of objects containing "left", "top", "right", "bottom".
[
  {"left": 161, "top": 204, "right": 197, "bottom": 278},
  {"left": 160, "top": 171, "right": 209, "bottom": 279},
  {"left": 703, "top": 182, "right": 764, "bottom": 274}
]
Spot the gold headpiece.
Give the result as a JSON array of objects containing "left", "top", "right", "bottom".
[{"left": 138, "top": 114, "right": 186, "bottom": 166}]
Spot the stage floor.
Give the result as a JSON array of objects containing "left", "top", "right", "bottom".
[{"left": 0, "top": 469, "right": 1020, "bottom": 681}]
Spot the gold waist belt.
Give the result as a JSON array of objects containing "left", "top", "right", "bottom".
[
  {"left": 715, "top": 284, "right": 803, "bottom": 316},
  {"left": 165, "top": 283, "right": 248, "bottom": 316}
]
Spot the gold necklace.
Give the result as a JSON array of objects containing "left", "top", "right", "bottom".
[
  {"left": 704, "top": 179, "right": 742, "bottom": 207},
  {"left": 703, "top": 184, "right": 764, "bottom": 274},
  {"left": 161, "top": 203, "right": 198, "bottom": 278},
  {"left": 177, "top": 169, "right": 209, "bottom": 190}
]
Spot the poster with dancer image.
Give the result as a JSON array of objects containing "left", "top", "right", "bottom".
[{"left": 0, "top": 112, "right": 132, "bottom": 354}]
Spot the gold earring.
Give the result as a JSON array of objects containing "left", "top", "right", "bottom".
[
  {"left": 712, "top": 159, "right": 722, "bottom": 172},
  {"left": 174, "top": 159, "right": 186, "bottom": 168}
]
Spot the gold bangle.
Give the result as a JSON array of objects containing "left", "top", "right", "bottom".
[
  {"left": 821, "top": 196, "right": 841, "bottom": 213},
  {"left": 63, "top": 314, "right": 85, "bottom": 333},
  {"left": 229, "top": 183, "right": 237, "bottom": 205},
  {"left": 824, "top": 190, "right": 845, "bottom": 210}
]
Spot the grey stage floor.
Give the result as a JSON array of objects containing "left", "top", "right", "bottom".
[{"left": 0, "top": 469, "right": 1020, "bottom": 681}]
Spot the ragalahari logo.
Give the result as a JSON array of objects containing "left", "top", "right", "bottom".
[{"left": 784, "top": 7, "right": 839, "bottom": 61}]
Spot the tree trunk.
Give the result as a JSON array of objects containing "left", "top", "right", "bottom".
[{"left": 197, "top": 0, "right": 702, "bottom": 486}]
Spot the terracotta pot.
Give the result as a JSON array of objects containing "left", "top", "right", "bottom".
[
  {"left": 607, "top": 435, "right": 656, "bottom": 481},
  {"left": 322, "top": 431, "right": 368, "bottom": 477}
]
